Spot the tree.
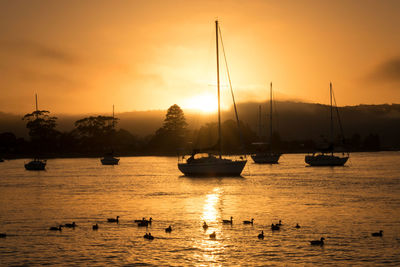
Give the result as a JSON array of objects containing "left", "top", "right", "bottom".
[
  {"left": 73, "top": 115, "right": 119, "bottom": 152},
  {"left": 147, "top": 104, "right": 187, "bottom": 153},
  {"left": 22, "top": 110, "right": 58, "bottom": 141}
]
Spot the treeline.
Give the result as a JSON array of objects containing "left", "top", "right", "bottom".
[{"left": 0, "top": 104, "right": 384, "bottom": 158}]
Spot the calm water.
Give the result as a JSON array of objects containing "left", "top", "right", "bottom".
[{"left": 0, "top": 152, "right": 400, "bottom": 266}]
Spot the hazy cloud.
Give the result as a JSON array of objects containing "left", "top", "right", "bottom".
[
  {"left": 368, "top": 57, "right": 400, "bottom": 84},
  {"left": 0, "top": 39, "right": 78, "bottom": 64}
]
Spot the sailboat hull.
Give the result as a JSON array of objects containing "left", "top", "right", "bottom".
[
  {"left": 251, "top": 153, "right": 281, "bottom": 164},
  {"left": 25, "top": 160, "right": 46, "bottom": 171},
  {"left": 305, "top": 154, "right": 348, "bottom": 166},
  {"left": 178, "top": 159, "right": 247, "bottom": 176},
  {"left": 101, "top": 157, "right": 120, "bottom": 165}
]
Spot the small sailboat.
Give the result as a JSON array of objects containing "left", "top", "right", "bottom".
[
  {"left": 25, "top": 94, "right": 46, "bottom": 171},
  {"left": 101, "top": 105, "right": 120, "bottom": 165},
  {"left": 177, "top": 20, "right": 246, "bottom": 176},
  {"left": 305, "top": 83, "right": 349, "bottom": 166},
  {"left": 251, "top": 82, "right": 281, "bottom": 164}
]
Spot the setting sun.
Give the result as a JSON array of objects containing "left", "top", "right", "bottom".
[{"left": 182, "top": 93, "right": 219, "bottom": 113}]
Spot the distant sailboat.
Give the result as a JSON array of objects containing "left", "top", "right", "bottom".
[
  {"left": 178, "top": 20, "right": 247, "bottom": 176},
  {"left": 101, "top": 105, "right": 120, "bottom": 165},
  {"left": 251, "top": 82, "right": 281, "bottom": 164},
  {"left": 25, "top": 94, "right": 47, "bottom": 171},
  {"left": 305, "top": 83, "right": 349, "bottom": 166}
]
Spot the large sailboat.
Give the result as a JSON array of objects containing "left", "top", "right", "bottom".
[
  {"left": 101, "top": 105, "right": 120, "bottom": 165},
  {"left": 178, "top": 20, "right": 247, "bottom": 176},
  {"left": 25, "top": 94, "right": 47, "bottom": 171},
  {"left": 251, "top": 82, "right": 281, "bottom": 164},
  {"left": 305, "top": 83, "right": 349, "bottom": 166}
]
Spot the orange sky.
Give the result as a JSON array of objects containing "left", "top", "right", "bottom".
[{"left": 0, "top": 0, "right": 399, "bottom": 114}]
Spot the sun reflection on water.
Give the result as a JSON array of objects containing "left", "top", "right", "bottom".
[{"left": 191, "top": 187, "right": 226, "bottom": 265}]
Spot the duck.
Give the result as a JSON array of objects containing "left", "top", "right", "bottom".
[
  {"left": 107, "top": 216, "right": 119, "bottom": 223},
  {"left": 64, "top": 222, "right": 76, "bottom": 228},
  {"left": 138, "top": 220, "right": 149, "bottom": 227},
  {"left": 295, "top": 223, "right": 301, "bottom": 229},
  {"left": 165, "top": 225, "right": 172, "bottom": 233},
  {"left": 271, "top": 223, "right": 280, "bottom": 231},
  {"left": 134, "top": 217, "right": 146, "bottom": 223},
  {"left": 203, "top": 221, "right": 208, "bottom": 230},
  {"left": 257, "top": 230, "right": 264, "bottom": 239},
  {"left": 0, "top": 233, "right": 6, "bottom": 238},
  {"left": 222, "top": 216, "right": 233, "bottom": 224},
  {"left": 92, "top": 224, "right": 99, "bottom": 230},
  {"left": 49, "top": 225, "right": 62, "bottom": 231},
  {"left": 243, "top": 218, "right": 254, "bottom": 225},
  {"left": 371, "top": 230, "right": 383, "bottom": 237},
  {"left": 209, "top": 231, "right": 216, "bottom": 239},
  {"left": 144, "top": 232, "right": 154, "bottom": 240},
  {"left": 310, "top": 237, "right": 325, "bottom": 246}
]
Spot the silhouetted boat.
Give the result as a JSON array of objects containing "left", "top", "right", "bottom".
[
  {"left": 178, "top": 20, "right": 246, "bottom": 176},
  {"left": 25, "top": 158, "right": 46, "bottom": 171},
  {"left": 305, "top": 83, "right": 349, "bottom": 166},
  {"left": 101, "top": 105, "right": 120, "bottom": 165},
  {"left": 25, "top": 94, "right": 46, "bottom": 171},
  {"left": 251, "top": 82, "right": 281, "bottom": 164}
]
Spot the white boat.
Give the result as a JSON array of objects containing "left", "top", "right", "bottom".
[
  {"left": 25, "top": 158, "right": 46, "bottom": 171},
  {"left": 101, "top": 105, "right": 120, "bottom": 165},
  {"left": 251, "top": 83, "right": 281, "bottom": 164},
  {"left": 305, "top": 83, "right": 349, "bottom": 166},
  {"left": 178, "top": 20, "right": 247, "bottom": 177},
  {"left": 25, "top": 94, "right": 47, "bottom": 171}
]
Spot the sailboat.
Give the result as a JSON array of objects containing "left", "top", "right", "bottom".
[
  {"left": 101, "top": 105, "right": 120, "bottom": 165},
  {"left": 178, "top": 20, "right": 247, "bottom": 176},
  {"left": 251, "top": 82, "right": 281, "bottom": 164},
  {"left": 25, "top": 94, "right": 47, "bottom": 171},
  {"left": 305, "top": 83, "right": 349, "bottom": 166}
]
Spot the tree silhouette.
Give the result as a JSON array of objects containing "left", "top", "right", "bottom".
[
  {"left": 22, "top": 110, "right": 58, "bottom": 141},
  {"left": 147, "top": 104, "right": 187, "bottom": 153}
]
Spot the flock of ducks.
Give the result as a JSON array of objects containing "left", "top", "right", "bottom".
[{"left": 0, "top": 216, "right": 384, "bottom": 246}]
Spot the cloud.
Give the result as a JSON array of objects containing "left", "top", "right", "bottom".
[
  {"left": 0, "top": 39, "right": 79, "bottom": 64},
  {"left": 368, "top": 57, "right": 400, "bottom": 84}
]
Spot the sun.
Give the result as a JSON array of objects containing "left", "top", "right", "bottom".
[{"left": 182, "top": 93, "right": 218, "bottom": 113}]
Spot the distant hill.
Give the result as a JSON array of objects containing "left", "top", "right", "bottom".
[{"left": 1, "top": 101, "right": 400, "bottom": 149}]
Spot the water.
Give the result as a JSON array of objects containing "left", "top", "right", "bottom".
[{"left": 0, "top": 152, "right": 399, "bottom": 266}]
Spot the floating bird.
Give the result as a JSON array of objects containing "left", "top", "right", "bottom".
[
  {"left": 271, "top": 224, "right": 280, "bottom": 231},
  {"left": 144, "top": 232, "right": 154, "bottom": 240},
  {"left": 243, "top": 218, "right": 254, "bottom": 225},
  {"left": 203, "top": 221, "right": 208, "bottom": 230},
  {"left": 258, "top": 230, "right": 264, "bottom": 239},
  {"left": 310, "top": 237, "right": 325, "bottom": 246},
  {"left": 49, "top": 225, "right": 62, "bottom": 231},
  {"left": 138, "top": 220, "right": 149, "bottom": 227},
  {"left": 222, "top": 216, "right": 233, "bottom": 224},
  {"left": 209, "top": 231, "right": 216, "bottom": 239},
  {"left": 295, "top": 223, "right": 301, "bottom": 229},
  {"left": 107, "top": 216, "right": 119, "bottom": 223},
  {"left": 0, "top": 233, "right": 6, "bottom": 238},
  {"left": 277, "top": 220, "right": 282, "bottom": 226},
  {"left": 165, "top": 225, "right": 172, "bottom": 233},
  {"left": 92, "top": 224, "right": 99, "bottom": 230},
  {"left": 64, "top": 222, "right": 76, "bottom": 228},
  {"left": 134, "top": 217, "right": 146, "bottom": 223},
  {"left": 372, "top": 230, "right": 383, "bottom": 237}
]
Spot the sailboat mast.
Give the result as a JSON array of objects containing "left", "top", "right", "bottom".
[
  {"left": 216, "top": 20, "right": 222, "bottom": 159},
  {"left": 35, "top": 93, "right": 39, "bottom": 119},
  {"left": 330, "top": 82, "right": 333, "bottom": 154},
  {"left": 270, "top": 82, "right": 273, "bottom": 146},
  {"left": 112, "top": 104, "right": 115, "bottom": 129}
]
